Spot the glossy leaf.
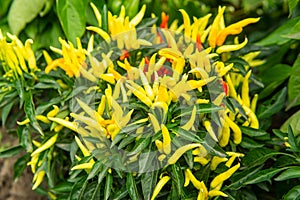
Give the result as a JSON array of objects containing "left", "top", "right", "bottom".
[
  {"left": 0, "top": 145, "right": 23, "bottom": 158},
  {"left": 8, "top": 0, "right": 50, "bottom": 35},
  {"left": 141, "top": 170, "right": 158, "bottom": 200},
  {"left": 56, "top": 0, "right": 87, "bottom": 43},
  {"left": 242, "top": 168, "right": 287, "bottom": 185},
  {"left": 171, "top": 163, "right": 184, "bottom": 198},
  {"left": 288, "top": 54, "right": 300, "bottom": 108},
  {"left": 275, "top": 166, "right": 300, "bottom": 181},
  {"left": 288, "top": 0, "right": 298, "bottom": 17},
  {"left": 242, "top": 148, "right": 281, "bottom": 168},
  {"left": 126, "top": 173, "right": 140, "bottom": 200},
  {"left": 104, "top": 173, "right": 113, "bottom": 200},
  {"left": 280, "top": 109, "right": 300, "bottom": 136},
  {"left": 283, "top": 185, "right": 300, "bottom": 200},
  {"left": 256, "top": 16, "right": 300, "bottom": 46}
]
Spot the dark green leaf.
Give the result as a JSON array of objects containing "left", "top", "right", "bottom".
[
  {"left": 275, "top": 166, "right": 300, "bottom": 181},
  {"left": 112, "top": 186, "right": 128, "bottom": 200},
  {"left": 13, "top": 153, "right": 30, "bottom": 180},
  {"left": 56, "top": 0, "right": 87, "bottom": 43},
  {"left": 101, "top": 4, "right": 108, "bottom": 32},
  {"left": 288, "top": 53, "right": 300, "bottom": 108},
  {"left": 226, "top": 165, "right": 263, "bottom": 190},
  {"left": 1, "top": 100, "right": 16, "bottom": 127},
  {"left": 256, "top": 16, "right": 300, "bottom": 46},
  {"left": 126, "top": 173, "right": 140, "bottom": 200},
  {"left": 240, "top": 137, "right": 264, "bottom": 149},
  {"left": 288, "top": 0, "right": 298, "bottom": 17},
  {"left": 262, "top": 64, "right": 291, "bottom": 85},
  {"left": 127, "top": 137, "right": 151, "bottom": 156},
  {"left": 51, "top": 182, "right": 73, "bottom": 193},
  {"left": 280, "top": 109, "right": 300, "bottom": 136},
  {"left": 19, "top": 126, "right": 33, "bottom": 152},
  {"left": 171, "top": 127, "right": 202, "bottom": 143},
  {"left": 283, "top": 185, "right": 300, "bottom": 200},
  {"left": 0, "top": 145, "right": 23, "bottom": 158},
  {"left": 104, "top": 173, "right": 113, "bottom": 200},
  {"left": 240, "top": 126, "right": 268, "bottom": 137},
  {"left": 242, "top": 148, "right": 280, "bottom": 168},
  {"left": 141, "top": 170, "right": 158, "bottom": 200},
  {"left": 87, "top": 161, "right": 102, "bottom": 180},
  {"left": 24, "top": 90, "right": 43, "bottom": 135},
  {"left": 258, "top": 87, "right": 287, "bottom": 119},
  {"left": 242, "top": 168, "right": 286, "bottom": 185},
  {"left": 287, "top": 126, "right": 298, "bottom": 151},
  {"left": 171, "top": 163, "right": 184, "bottom": 198}
]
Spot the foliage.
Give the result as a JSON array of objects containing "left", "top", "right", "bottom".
[{"left": 0, "top": 0, "right": 300, "bottom": 200}]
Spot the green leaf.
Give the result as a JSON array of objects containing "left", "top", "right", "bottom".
[
  {"left": 226, "top": 166, "right": 263, "bottom": 190},
  {"left": 242, "top": 148, "right": 280, "bottom": 168},
  {"left": 283, "top": 185, "right": 300, "bottom": 200},
  {"left": 56, "top": 0, "right": 87, "bottom": 43},
  {"left": 242, "top": 168, "right": 286, "bottom": 185},
  {"left": 13, "top": 153, "right": 30, "bottom": 180},
  {"left": 287, "top": 126, "right": 298, "bottom": 151},
  {"left": 288, "top": 0, "right": 298, "bottom": 17},
  {"left": 258, "top": 87, "right": 287, "bottom": 119},
  {"left": 87, "top": 161, "right": 102, "bottom": 180},
  {"left": 8, "top": 0, "right": 50, "bottom": 35},
  {"left": 256, "top": 16, "right": 300, "bottom": 46},
  {"left": 240, "top": 126, "right": 268, "bottom": 137},
  {"left": 0, "top": 145, "right": 23, "bottom": 158},
  {"left": 171, "top": 127, "right": 202, "bottom": 143},
  {"left": 1, "top": 100, "right": 16, "bottom": 127},
  {"left": 284, "top": 17, "right": 300, "bottom": 39},
  {"left": 280, "top": 109, "right": 300, "bottom": 136},
  {"left": 50, "top": 182, "right": 73, "bottom": 193},
  {"left": 275, "top": 166, "right": 300, "bottom": 181},
  {"left": 127, "top": 137, "right": 151, "bottom": 156},
  {"left": 171, "top": 163, "right": 184, "bottom": 198},
  {"left": 262, "top": 64, "right": 291, "bottom": 85},
  {"left": 126, "top": 173, "right": 140, "bottom": 200},
  {"left": 24, "top": 90, "right": 43, "bottom": 135},
  {"left": 240, "top": 137, "right": 264, "bottom": 149},
  {"left": 18, "top": 126, "right": 33, "bottom": 152},
  {"left": 104, "top": 173, "right": 113, "bottom": 200},
  {"left": 141, "top": 170, "right": 158, "bottom": 200},
  {"left": 288, "top": 53, "right": 300, "bottom": 108}
]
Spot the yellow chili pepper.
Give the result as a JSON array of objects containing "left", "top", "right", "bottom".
[
  {"left": 208, "top": 190, "right": 228, "bottom": 197},
  {"left": 250, "top": 94, "right": 258, "bottom": 112},
  {"left": 242, "top": 70, "right": 251, "bottom": 108},
  {"left": 32, "top": 170, "right": 46, "bottom": 190},
  {"left": 210, "top": 156, "right": 228, "bottom": 170},
  {"left": 179, "top": 9, "right": 191, "bottom": 40},
  {"left": 197, "top": 181, "right": 209, "bottom": 200},
  {"left": 219, "top": 122, "right": 230, "bottom": 147},
  {"left": 168, "top": 143, "right": 201, "bottom": 165},
  {"left": 216, "top": 37, "right": 248, "bottom": 54},
  {"left": 17, "top": 118, "right": 30, "bottom": 125},
  {"left": 203, "top": 121, "right": 218, "bottom": 142},
  {"left": 155, "top": 140, "right": 164, "bottom": 153},
  {"left": 224, "top": 74, "right": 237, "bottom": 99},
  {"left": 75, "top": 136, "right": 91, "bottom": 157},
  {"left": 242, "top": 105, "right": 259, "bottom": 129},
  {"left": 71, "top": 162, "right": 94, "bottom": 171},
  {"left": 126, "top": 84, "right": 153, "bottom": 107},
  {"left": 139, "top": 68, "right": 154, "bottom": 100},
  {"left": 149, "top": 113, "right": 161, "bottom": 134},
  {"left": 208, "top": 6, "right": 226, "bottom": 48},
  {"left": 90, "top": 2, "right": 101, "bottom": 27},
  {"left": 156, "top": 85, "right": 170, "bottom": 104},
  {"left": 184, "top": 169, "right": 190, "bottom": 187},
  {"left": 31, "top": 133, "right": 58, "bottom": 156},
  {"left": 27, "top": 154, "right": 39, "bottom": 173},
  {"left": 107, "top": 123, "right": 120, "bottom": 141},
  {"left": 150, "top": 175, "right": 170, "bottom": 200},
  {"left": 210, "top": 163, "right": 240, "bottom": 189},
  {"left": 224, "top": 116, "right": 242, "bottom": 144},
  {"left": 48, "top": 117, "right": 78, "bottom": 132},
  {"left": 86, "top": 26, "right": 111, "bottom": 43},
  {"left": 129, "top": 4, "right": 146, "bottom": 26},
  {"left": 47, "top": 105, "right": 60, "bottom": 117},
  {"left": 181, "top": 106, "right": 196, "bottom": 130},
  {"left": 194, "top": 157, "right": 210, "bottom": 166},
  {"left": 161, "top": 124, "right": 171, "bottom": 154},
  {"left": 185, "top": 169, "right": 202, "bottom": 190},
  {"left": 97, "top": 95, "right": 106, "bottom": 116}
]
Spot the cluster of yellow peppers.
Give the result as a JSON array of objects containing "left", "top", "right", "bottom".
[{"left": 0, "top": 3, "right": 264, "bottom": 200}]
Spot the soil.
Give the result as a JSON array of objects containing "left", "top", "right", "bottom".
[{"left": 0, "top": 132, "right": 46, "bottom": 200}]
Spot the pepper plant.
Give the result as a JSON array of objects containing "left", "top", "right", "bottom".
[{"left": 1, "top": 1, "right": 300, "bottom": 200}]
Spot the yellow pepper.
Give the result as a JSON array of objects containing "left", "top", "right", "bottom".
[
  {"left": 225, "top": 116, "right": 242, "bottom": 144},
  {"left": 150, "top": 176, "right": 170, "bottom": 200},
  {"left": 181, "top": 105, "right": 196, "bottom": 130},
  {"left": 210, "top": 156, "right": 228, "bottom": 170},
  {"left": 219, "top": 122, "right": 230, "bottom": 147},
  {"left": 32, "top": 170, "right": 46, "bottom": 190},
  {"left": 216, "top": 37, "right": 248, "bottom": 54},
  {"left": 31, "top": 133, "right": 58, "bottom": 156},
  {"left": 161, "top": 124, "right": 171, "bottom": 154},
  {"left": 210, "top": 163, "right": 240, "bottom": 189},
  {"left": 242, "top": 70, "right": 251, "bottom": 108},
  {"left": 71, "top": 162, "right": 94, "bottom": 171},
  {"left": 47, "top": 105, "right": 60, "bottom": 117},
  {"left": 168, "top": 143, "right": 201, "bottom": 165}
]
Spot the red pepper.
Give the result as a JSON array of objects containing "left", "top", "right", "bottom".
[{"left": 160, "top": 13, "right": 169, "bottom": 28}]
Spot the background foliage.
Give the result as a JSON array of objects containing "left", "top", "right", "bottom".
[{"left": 1, "top": 0, "right": 300, "bottom": 200}]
